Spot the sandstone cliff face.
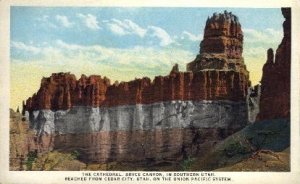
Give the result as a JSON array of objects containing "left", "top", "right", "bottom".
[
  {"left": 24, "top": 70, "right": 249, "bottom": 111},
  {"left": 28, "top": 101, "right": 247, "bottom": 135},
  {"left": 24, "top": 73, "right": 110, "bottom": 111},
  {"left": 257, "top": 8, "right": 291, "bottom": 120},
  {"left": 53, "top": 127, "right": 241, "bottom": 163},
  {"left": 26, "top": 100, "right": 247, "bottom": 162},
  {"left": 187, "top": 10, "right": 248, "bottom": 78}
]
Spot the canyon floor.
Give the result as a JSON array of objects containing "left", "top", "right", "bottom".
[{"left": 10, "top": 109, "right": 290, "bottom": 171}]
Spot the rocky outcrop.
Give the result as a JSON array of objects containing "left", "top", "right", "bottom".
[
  {"left": 9, "top": 109, "right": 53, "bottom": 170},
  {"left": 247, "top": 85, "right": 261, "bottom": 123},
  {"left": 21, "top": 11, "right": 251, "bottom": 164},
  {"left": 189, "top": 118, "right": 290, "bottom": 171},
  {"left": 187, "top": 10, "right": 249, "bottom": 78},
  {"left": 24, "top": 73, "right": 111, "bottom": 111},
  {"left": 215, "top": 148, "right": 290, "bottom": 171},
  {"left": 257, "top": 8, "right": 291, "bottom": 120}
]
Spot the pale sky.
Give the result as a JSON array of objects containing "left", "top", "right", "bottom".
[{"left": 10, "top": 7, "right": 284, "bottom": 109}]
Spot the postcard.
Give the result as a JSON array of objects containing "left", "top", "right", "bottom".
[{"left": 0, "top": 0, "right": 299, "bottom": 183}]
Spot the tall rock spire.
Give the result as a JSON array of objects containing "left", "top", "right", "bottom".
[
  {"left": 257, "top": 8, "right": 291, "bottom": 120},
  {"left": 187, "top": 10, "right": 248, "bottom": 78}
]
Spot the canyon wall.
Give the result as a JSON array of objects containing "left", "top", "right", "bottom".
[
  {"left": 22, "top": 11, "right": 250, "bottom": 164},
  {"left": 27, "top": 101, "right": 247, "bottom": 162},
  {"left": 24, "top": 71, "right": 248, "bottom": 111},
  {"left": 23, "top": 72, "right": 249, "bottom": 163},
  {"left": 257, "top": 8, "right": 291, "bottom": 120}
]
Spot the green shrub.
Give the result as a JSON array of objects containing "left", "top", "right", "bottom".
[
  {"left": 180, "top": 156, "right": 194, "bottom": 171},
  {"left": 224, "top": 141, "right": 251, "bottom": 157},
  {"left": 71, "top": 150, "right": 81, "bottom": 159},
  {"left": 26, "top": 151, "right": 37, "bottom": 170}
]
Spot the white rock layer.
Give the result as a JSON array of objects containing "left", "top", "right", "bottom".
[{"left": 27, "top": 100, "right": 248, "bottom": 135}]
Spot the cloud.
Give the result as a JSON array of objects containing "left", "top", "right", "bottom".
[
  {"left": 107, "top": 23, "right": 126, "bottom": 35},
  {"left": 243, "top": 28, "right": 282, "bottom": 60},
  {"left": 265, "top": 28, "right": 283, "bottom": 38},
  {"left": 11, "top": 40, "right": 193, "bottom": 78},
  {"left": 55, "top": 15, "right": 73, "bottom": 28},
  {"left": 36, "top": 15, "right": 49, "bottom": 22},
  {"left": 181, "top": 31, "right": 202, "bottom": 42},
  {"left": 106, "top": 19, "right": 146, "bottom": 37},
  {"left": 11, "top": 41, "right": 41, "bottom": 54},
  {"left": 103, "top": 19, "right": 175, "bottom": 47},
  {"left": 77, "top": 14, "right": 101, "bottom": 30},
  {"left": 35, "top": 15, "right": 57, "bottom": 29},
  {"left": 243, "top": 28, "right": 282, "bottom": 44},
  {"left": 147, "top": 26, "right": 173, "bottom": 46},
  {"left": 55, "top": 40, "right": 83, "bottom": 50}
]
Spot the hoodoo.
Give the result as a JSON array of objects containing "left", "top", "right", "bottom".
[
  {"left": 22, "top": 11, "right": 250, "bottom": 163},
  {"left": 187, "top": 10, "right": 249, "bottom": 77},
  {"left": 257, "top": 8, "right": 291, "bottom": 120}
]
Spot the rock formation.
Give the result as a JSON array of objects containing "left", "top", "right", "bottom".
[
  {"left": 257, "top": 8, "right": 291, "bottom": 120},
  {"left": 21, "top": 11, "right": 250, "bottom": 164},
  {"left": 24, "top": 73, "right": 111, "bottom": 111},
  {"left": 187, "top": 10, "right": 249, "bottom": 78},
  {"left": 247, "top": 85, "right": 261, "bottom": 123},
  {"left": 24, "top": 70, "right": 249, "bottom": 111},
  {"left": 10, "top": 109, "right": 53, "bottom": 170}
]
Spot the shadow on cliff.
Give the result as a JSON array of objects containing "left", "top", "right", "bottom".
[{"left": 189, "top": 118, "right": 290, "bottom": 171}]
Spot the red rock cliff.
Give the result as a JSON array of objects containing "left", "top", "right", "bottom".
[
  {"left": 24, "top": 73, "right": 111, "bottom": 111},
  {"left": 256, "top": 8, "right": 291, "bottom": 120},
  {"left": 24, "top": 70, "right": 249, "bottom": 111},
  {"left": 103, "top": 70, "right": 248, "bottom": 106}
]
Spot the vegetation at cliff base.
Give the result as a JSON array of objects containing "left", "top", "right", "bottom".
[{"left": 25, "top": 151, "right": 37, "bottom": 170}]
